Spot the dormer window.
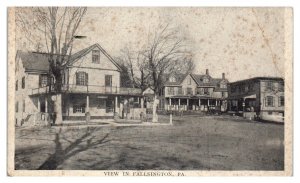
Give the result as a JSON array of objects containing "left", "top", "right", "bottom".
[
  {"left": 92, "top": 50, "right": 100, "bottom": 64},
  {"left": 203, "top": 77, "right": 209, "bottom": 83},
  {"left": 220, "top": 83, "right": 227, "bottom": 88},
  {"left": 169, "top": 76, "right": 176, "bottom": 82}
]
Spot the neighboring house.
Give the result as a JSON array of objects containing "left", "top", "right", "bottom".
[
  {"left": 227, "top": 77, "right": 284, "bottom": 123},
  {"left": 158, "top": 69, "right": 229, "bottom": 112},
  {"left": 15, "top": 43, "right": 144, "bottom": 126}
]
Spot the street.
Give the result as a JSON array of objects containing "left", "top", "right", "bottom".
[{"left": 15, "top": 115, "right": 284, "bottom": 170}]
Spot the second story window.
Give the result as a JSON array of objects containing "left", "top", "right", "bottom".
[
  {"left": 222, "top": 92, "right": 226, "bottom": 97},
  {"left": 105, "top": 75, "right": 112, "bottom": 87},
  {"left": 188, "top": 78, "right": 192, "bottom": 85},
  {"left": 15, "top": 80, "right": 18, "bottom": 91},
  {"left": 204, "top": 88, "right": 209, "bottom": 95},
  {"left": 230, "top": 86, "right": 236, "bottom": 93},
  {"left": 220, "top": 83, "right": 227, "bottom": 89},
  {"left": 186, "top": 88, "right": 193, "bottom": 95},
  {"left": 22, "top": 77, "right": 25, "bottom": 89},
  {"left": 178, "top": 87, "right": 183, "bottom": 95},
  {"left": 266, "top": 81, "right": 273, "bottom": 91},
  {"left": 168, "top": 87, "right": 174, "bottom": 95},
  {"left": 76, "top": 72, "right": 88, "bottom": 86},
  {"left": 92, "top": 50, "right": 100, "bottom": 63},
  {"left": 265, "top": 96, "right": 274, "bottom": 107},
  {"left": 279, "top": 96, "right": 284, "bottom": 106},
  {"left": 15, "top": 102, "right": 18, "bottom": 113},
  {"left": 278, "top": 82, "right": 284, "bottom": 92},
  {"left": 39, "top": 74, "right": 48, "bottom": 87}
]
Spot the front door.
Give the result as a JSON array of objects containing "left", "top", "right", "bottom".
[{"left": 106, "top": 98, "right": 114, "bottom": 113}]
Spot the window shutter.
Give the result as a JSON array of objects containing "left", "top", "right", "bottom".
[
  {"left": 264, "top": 97, "right": 266, "bottom": 107},
  {"left": 85, "top": 72, "right": 88, "bottom": 85},
  {"left": 76, "top": 72, "right": 79, "bottom": 85},
  {"left": 273, "top": 97, "right": 275, "bottom": 107},
  {"left": 73, "top": 105, "right": 76, "bottom": 113}
]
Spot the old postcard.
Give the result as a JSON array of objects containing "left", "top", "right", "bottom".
[{"left": 7, "top": 7, "right": 293, "bottom": 176}]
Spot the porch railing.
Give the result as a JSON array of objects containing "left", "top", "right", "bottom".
[{"left": 31, "top": 84, "right": 142, "bottom": 95}]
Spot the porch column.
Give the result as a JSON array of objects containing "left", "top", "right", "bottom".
[
  {"left": 187, "top": 99, "right": 189, "bottom": 110},
  {"left": 86, "top": 95, "right": 90, "bottom": 112},
  {"left": 215, "top": 100, "right": 218, "bottom": 106},
  {"left": 141, "top": 97, "right": 144, "bottom": 109},
  {"left": 198, "top": 99, "right": 201, "bottom": 111},
  {"left": 37, "top": 97, "right": 40, "bottom": 112},
  {"left": 115, "top": 96, "right": 118, "bottom": 112},
  {"left": 45, "top": 98, "right": 48, "bottom": 113},
  {"left": 208, "top": 99, "right": 210, "bottom": 106},
  {"left": 169, "top": 98, "right": 171, "bottom": 110}
]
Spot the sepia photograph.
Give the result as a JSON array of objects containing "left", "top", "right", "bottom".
[{"left": 7, "top": 6, "right": 293, "bottom": 176}]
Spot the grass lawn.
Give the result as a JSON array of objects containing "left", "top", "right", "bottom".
[{"left": 15, "top": 115, "right": 284, "bottom": 170}]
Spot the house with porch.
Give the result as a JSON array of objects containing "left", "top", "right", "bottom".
[
  {"left": 158, "top": 69, "right": 228, "bottom": 112},
  {"left": 227, "top": 77, "right": 284, "bottom": 122},
  {"left": 15, "top": 43, "right": 144, "bottom": 126}
]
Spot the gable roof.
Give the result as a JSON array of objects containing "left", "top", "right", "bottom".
[
  {"left": 67, "top": 43, "right": 122, "bottom": 71},
  {"left": 16, "top": 51, "right": 50, "bottom": 73},
  {"left": 17, "top": 43, "right": 122, "bottom": 73},
  {"left": 190, "top": 74, "right": 229, "bottom": 88},
  {"left": 164, "top": 73, "right": 188, "bottom": 86}
]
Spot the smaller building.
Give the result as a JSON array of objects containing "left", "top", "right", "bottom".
[{"left": 227, "top": 77, "right": 284, "bottom": 122}]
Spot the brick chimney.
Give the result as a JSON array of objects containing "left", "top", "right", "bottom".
[
  {"left": 206, "top": 69, "right": 209, "bottom": 75},
  {"left": 222, "top": 73, "right": 225, "bottom": 80}
]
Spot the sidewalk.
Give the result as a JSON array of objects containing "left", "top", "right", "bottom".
[{"left": 52, "top": 119, "right": 172, "bottom": 128}]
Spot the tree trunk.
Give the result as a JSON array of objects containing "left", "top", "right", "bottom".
[
  {"left": 54, "top": 93, "right": 63, "bottom": 124},
  {"left": 152, "top": 94, "right": 158, "bottom": 123}
]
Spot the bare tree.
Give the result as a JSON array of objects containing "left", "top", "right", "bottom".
[
  {"left": 116, "top": 47, "right": 151, "bottom": 91},
  {"left": 143, "top": 23, "right": 194, "bottom": 122},
  {"left": 16, "top": 7, "right": 87, "bottom": 124}
]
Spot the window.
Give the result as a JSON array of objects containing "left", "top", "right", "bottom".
[
  {"left": 279, "top": 96, "right": 284, "bottom": 106},
  {"left": 76, "top": 72, "right": 88, "bottom": 86},
  {"left": 168, "top": 87, "right": 174, "bottom": 95},
  {"left": 203, "top": 77, "right": 209, "bottom": 83},
  {"left": 15, "top": 102, "right": 18, "bottom": 112},
  {"left": 186, "top": 88, "right": 193, "bottom": 95},
  {"left": 249, "top": 83, "right": 254, "bottom": 91},
  {"left": 39, "top": 74, "right": 48, "bottom": 87},
  {"left": 178, "top": 87, "right": 183, "bottom": 95},
  {"left": 23, "top": 100, "right": 25, "bottom": 112},
  {"left": 266, "top": 81, "right": 273, "bottom": 91},
  {"left": 188, "top": 78, "right": 192, "bottom": 85},
  {"left": 220, "top": 83, "right": 227, "bottom": 88},
  {"left": 22, "top": 77, "right": 25, "bottom": 89},
  {"left": 92, "top": 50, "right": 100, "bottom": 63},
  {"left": 230, "top": 86, "right": 236, "bottom": 93},
  {"left": 222, "top": 92, "right": 226, "bottom": 97},
  {"left": 204, "top": 88, "right": 209, "bottom": 95},
  {"left": 73, "top": 104, "right": 86, "bottom": 113},
  {"left": 278, "top": 82, "right": 284, "bottom": 91},
  {"left": 265, "top": 96, "right": 274, "bottom": 107},
  {"left": 169, "top": 76, "right": 176, "bottom": 82},
  {"left": 15, "top": 80, "right": 18, "bottom": 91},
  {"left": 105, "top": 75, "right": 112, "bottom": 87}
]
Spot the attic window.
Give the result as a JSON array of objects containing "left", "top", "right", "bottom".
[
  {"left": 169, "top": 77, "right": 176, "bottom": 82},
  {"left": 92, "top": 50, "right": 100, "bottom": 64},
  {"left": 203, "top": 77, "right": 209, "bottom": 83}
]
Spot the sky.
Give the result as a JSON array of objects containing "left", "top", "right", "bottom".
[{"left": 16, "top": 7, "right": 288, "bottom": 82}]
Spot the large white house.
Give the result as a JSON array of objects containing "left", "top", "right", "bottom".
[{"left": 15, "top": 43, "right": 145, "bottom": 126}]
